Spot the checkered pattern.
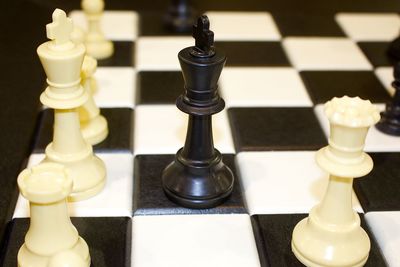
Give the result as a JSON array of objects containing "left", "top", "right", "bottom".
[{"left": 3, "top": 9, "right": 400, "bottom": 267}]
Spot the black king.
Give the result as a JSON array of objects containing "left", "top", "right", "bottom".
[{"left": 162, "top": 15, "right": 235, "bottom": 209}]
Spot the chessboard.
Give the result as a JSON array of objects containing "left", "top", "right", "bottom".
[{"left": 1, "top": 0, "right": 400, "bottom": 266}]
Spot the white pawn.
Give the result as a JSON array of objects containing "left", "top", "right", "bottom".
[
  {"left": 78, "top": 55, "right": 109, "bottom": 145},
  {"left": 82, "top": 0, "right": 114, "bottom": 59},
  {"left": 37, "top": 9, "right": 106, "bottom": 201},
  {"left": 17, "top": 163, "right": 90, "bottom": 267},
  {"left": 292, "top": 96, "right": 380, "bottom": 267}
]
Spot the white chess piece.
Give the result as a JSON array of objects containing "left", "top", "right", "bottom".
[
  {"left": 37, "top": 9, "right": 106, "bottom": 201},
  {"left": 78, "top": 55, "right": 109, "bottom": 145},
  {"left": 82, "top": 0, "right": 114, "bottom": 59},
  {"left": 17, "top": 163, "right": 90, "bottom": 267},
  {"left": 292, "top": 96, "right": 380, "bottom": 267}
]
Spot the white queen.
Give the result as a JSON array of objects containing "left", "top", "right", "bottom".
[{"left": 292, "top": 96, "right": 380, "bottom": 267}]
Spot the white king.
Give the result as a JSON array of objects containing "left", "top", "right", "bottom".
[
  {"left": 292, "top": 96, "right": 380, "bottom": 267},
  {"left": 37, "top": 9, "right": 106, "bottom": 201}
]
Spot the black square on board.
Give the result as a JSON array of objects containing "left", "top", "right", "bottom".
[
  {"left": 228, "top": 107, "right": 327, "bottom": 152},
  {"left": 33, "top": 108, "right": 133, "bottom": 153},
  {"left": 137, "top": 71, "right": 183, "bottom": 104},
  {"left": 215, "top": 42, "right": 290, "bottom": 67},
  {"left": 1, "top": 217, "right": 132, "bottom": 267},
  {"left": 357, "top": 42, "right": 394, "bottom": 67},
  {"left": 354, "top": 152, "right": 400, "bottom": 212},
  {"left": 97, "top": 41, "right": 135, "bottom": 67},
  {"left": 139, "top": 11, "right": 193, "bottom": 36},
  {"left": 301, "top": 71, "right": 391, "bottom": 104},
  {"left": 251, "top": 214, "right": 387, "bottom": 267},
  {"left": 133, "top": 154, "right": 246, "bottom": 215},
  {"left": 273, "top": 13, "right": 345, "bottom": 37}
]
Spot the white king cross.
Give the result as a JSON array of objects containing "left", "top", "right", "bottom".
[{"left": 46, "top": 9, "right": 73, "bottom": 45}]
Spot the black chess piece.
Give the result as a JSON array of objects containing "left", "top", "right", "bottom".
[
  {"left": 387, "top": 35, "right": 400, "bottom": 62},
  {"left": 164, "top": 0, "right": 196, "bottom": 33},
  {"left": 162, "top": 15, "right": 234, "bottom": 209},
  {"left": 376, "top": 62, "right": 400, "bottom": 135}
]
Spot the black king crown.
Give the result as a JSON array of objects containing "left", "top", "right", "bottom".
[{"left": 162, "top": 15, "right": 235, "bottom": 209}]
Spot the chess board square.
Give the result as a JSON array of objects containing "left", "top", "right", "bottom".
[
  {"left": 236, "top": 151, "right": 363, "bottom": 215},
  {"left": 33, "top": 108, "right": 133, "bottom": 153},
  {"left": 358, "top": 42, "right": 394, "bottom": 67},
  {"left": 132, "top": 214, "right": 260, "bottom": 267},
  {"left": 13, "top": 153, "right": 133, "bottom": 218},
  {"left": 215, "top": 41, "right": 290, "bottom": 66},
  {"left": 365, "top": 211, "right": 400, "bottom": 266},
  {"left": 283, "top": 37, "right": 372, "bottom": 70},
  {"left": 1, "top": 217, "right": 132, "bottom": 267},
  {"left": 354, "top": 153, "right": 400, "bottom": 212},
  {"left": 139, "top": 11, "right": 192, "bottom": 36},
  {"left": 134, "top": 105, "right": 235, "bottom": 155},
  {"left": 133, "top": 154, "right": 245, "bottom": 215},
  {"left": 301, "top": 71, "right": 391, "bottom": 104},
  {"left": 136, "top": 71, "right": 183, "bottom": 104},
  {"left": 228, "top": 107, "right": 327, "bottom": 152},
  {"left": 97, "top": 41, "right": 134, "bottom": 67},
  {"left": 205, "top": 11, "right": 281, "bottom": 41},
  {"left": 273, "top": 13, "right": 345, "bottom": 37},
  {"left": 251, "top": 214, "right": 388, "bottom": 267},
  {"left": 375, "top": 66, "right": 394, "bottom": 95},
  {"left": 135, "top": 37, "right": 192, "bottom": 70},
  {"left": 94, "top": 67, "right": 136, "bottom": 108},
  {"left": 315, "top": 104, "right": 400, "bottom": 152},
  {"left": 335, "top": 13, "right": 400, "bottom": 41},
  {"left": 69, "top": 10, "right": 138, "bottom": 41},
  {"left": 220, "top": 67, "right": 312, "bottom": 108}
]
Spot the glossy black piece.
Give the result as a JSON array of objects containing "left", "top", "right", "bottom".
[
  {"left": 387, "top": 36, "right": 400, "bottom": 62},
  {"left": 162, "top": 16, "right": 234, "bottom": 209},
  {"left": 376, "top": 63, "right": 400, "bottom": 135},
  {"left": 134, "top": 154, "right": 245, "bottom": 215},
  {"left": 163, "top": 0, "right": 196, "bottom": 33}
]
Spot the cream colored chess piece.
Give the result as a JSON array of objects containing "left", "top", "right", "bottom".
[
  {"left": 82, "top": 0, "right": 114, "bottom": 59},
  {"left": 37, "top": 9, "right": 106, "bottom": 201},
  {"left": 17, "top": 163, "right": 90, "bottom": 267},
  {"left": 70, "top": 26, "right": 108, "bottom": 144},
  {"left": 292, "top": 96, "right": 380, "bottom": 267},
  {"left": 78, "top": 55, "right": 108, "bottom": 145}
]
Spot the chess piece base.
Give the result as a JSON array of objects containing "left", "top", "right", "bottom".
[
  {"left": 81, "top": 114, "right": 109, "bottom": 145},
  {"left": 162, "top": 149, "right": 234, "bottom": 209},
  {"left": 18, "top": 237, "right": 90, "bottom": 267},
  {"left": 44, "top": 143, "right": 106, "bottom": 201},
  {"left": 85, "top": 39, "right": 114, "bottom": 60},
  {"left": 376, "top": 107, "right": 400, "bottom": 136},
  {"left": 291, "top": 210, "right": 370, "bottom": 267}
]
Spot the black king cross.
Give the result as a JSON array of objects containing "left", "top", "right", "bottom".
[{"left": 191, "top": 15, "right": 215, "bottom": 57}]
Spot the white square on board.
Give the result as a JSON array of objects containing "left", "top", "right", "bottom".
[
  {"left": 135, "top": 37, "right": 193, "bottom": 71},
  {"left": 134, "top": 105, "right": 235, "bottom": 155},
  {"left": 132, "top": 214, "right": 261, "bottom": 267},
  {"left": 13, "top": 153, "right": 133, "bottom": 218},
  {"left": 69, "top": 11, "right": 138, "bottom": 41},
  {"left": 336, "top": 13, "right": 400, "bottom": 41},
  {"left": 220, "top": 67, "right": 312, "bottom": 107},
  {"left": 365, "top": 211, "right": 400, "bottom": 267},
  {"left": 205, "top": 11, "right": 281, "bottom": 41},
  {"left": 314, "top": 103, "right": 400, "bottom": 152},
  {"left": 236, "top": 151, "right": 363, "bottom": 215},
  {"left": 283, "top": 37, "right": 372, "bottom": 70},
  {"left": 375, "top": 67, "right": 394, "bottom": 96},
  {"left": 94, "top": 67, "right": 135, "bottom": 108}
]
